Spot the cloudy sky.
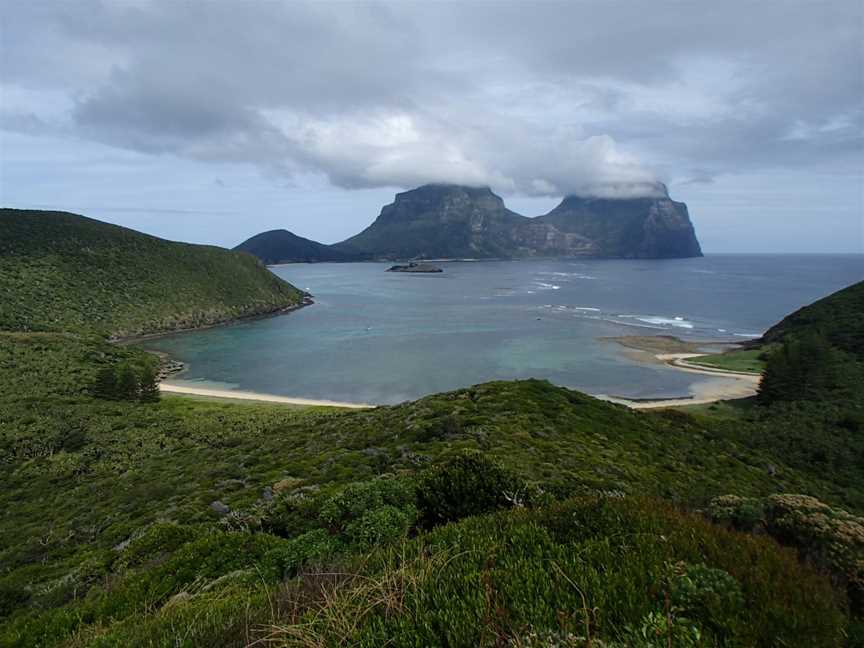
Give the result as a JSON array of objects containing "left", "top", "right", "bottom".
[{"left": 1, "top": 1, "right": 862, "bottom": 252}]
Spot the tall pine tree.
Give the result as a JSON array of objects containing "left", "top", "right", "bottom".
[
  {"left": 758, "top": 332, "right": 837, "bottom": 405},
  {"left": 93, "top": 366, "right": 118, "bottom": 400},
  {"left": 139, "top": 364, "right": 160, "bottom": 403},
  {"left": 115, "top": 363, "right": 139, "bottom": 401}
]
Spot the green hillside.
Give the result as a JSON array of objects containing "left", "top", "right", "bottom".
[
  {"left": 762, "top": 279, "right": 864, "bottom": 358},
  {"left": 0, "top": 209, "right": 305, "bottom": 337},
  {"left": 0, "top": 332, "right": 858, "bottom": 646}
]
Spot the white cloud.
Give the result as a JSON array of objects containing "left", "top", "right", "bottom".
[{"left": 1, "top": 0, "right": 862, "bottom": 202}]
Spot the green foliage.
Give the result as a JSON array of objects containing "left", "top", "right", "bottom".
[
  {"left": 3, "top": 274, "right": 864, "bottom": 644},
  {"left": 416, "top": 450, "right": 526, "bottom": 528},
  {"left": 758, "top": 332, "right": 841, "bottom": 404},
  {"left": 0, "top": 585, "right": 30, "bottom": 620},
  {"left": 4, "top": 331, "right": 864, "bottom": 639},
  {"left": 138, "top": 364, "right": 160, "bottom": 403},
  {"left": 266, "top": 498, "right": 844, "bottom": 647},
  {"left": 114, "top": 522, "right": 201, "bottom": 571},
  {"left": 0, "top": 209, "right": 303, "bottom": 337},
  {"left": 318, "top": 476, "right": 417, "bottom": 550},
  {"left": 687, "top": 347, "right": 766, "bottom": 374},
  {"left": 668, "top": 562, "right": 745, "bottom": 639},
  {"left": 91, "top": 359, "right": 160, "bottom": 402},
  {"left": 115, "top": 362, "right": 139, "bottom": 401},
  {"left": 762, "top": 279, "right": 864, "bottom": 359},
  {"left": 709, "top": 493, "right": 864, "bottom": 613}
]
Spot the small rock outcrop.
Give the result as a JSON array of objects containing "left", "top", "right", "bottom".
[{"left": 210, "top": 500, "right": 231, "bottom": 516}]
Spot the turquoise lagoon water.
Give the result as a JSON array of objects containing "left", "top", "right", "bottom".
[{"left": 142, "top": 255, "right": 863, "bottom": 405}]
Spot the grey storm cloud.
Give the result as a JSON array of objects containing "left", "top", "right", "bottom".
[{"left": 2, "top": 0, "right": 862, "bottom": 198}]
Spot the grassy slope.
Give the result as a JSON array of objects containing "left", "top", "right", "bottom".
[
  {"left": 687, "top": 347, "right": 767, "bottom": 374},
  {"left": 0, "top": 209, "right": 304, "bottom": 337}
]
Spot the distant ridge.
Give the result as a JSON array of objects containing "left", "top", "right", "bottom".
[
  {"left": 234, "top": 229, "right": 360, "bottom": 264},
  {"left": 239, "top": 183, "right": 702, "bottom": 263}
]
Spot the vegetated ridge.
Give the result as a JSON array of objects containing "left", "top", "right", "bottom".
[
  {"left": 761, "top": 279, "right": 864, "bottom": 358},
  {"left": 0, "top": 209, "right": 305, "bottom": 337},
  {"left": 234, "top": 229, "right": 358, "bottom": 264}
]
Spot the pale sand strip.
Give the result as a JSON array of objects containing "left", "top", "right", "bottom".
[
  {"left": 159, "top": 382, "right": 372, "bottom": 409},
  {"left": 161, "top": 352, "right": 760, "bottom": 412},
  {"left": 599, "top": 353, "right": 761, "bottom": 409}
]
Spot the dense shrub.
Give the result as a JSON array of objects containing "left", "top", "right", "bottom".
[
  {"left": 92, "top": 360, "right": 160, "bottom": 402},
  {"left": 758, "top": 333, "right": 841, "bottom": 404},
  {"left": 113, "top": 522, "right": 202, "bottom": 571},
  {"left": 0, "top": 585, "right": 29, "bottom": 619},
  {"left": 267, "top": 497, "right": 844, "bottom": 647},
  {"left": 416, "top": 450, "right": 527, "bottom": 528},
  {"left": 318, "top": 476, "right": 417, "bottom": 550},
  {"left": 709, "top": 493, "right": 864, "bottom": 613},
  {"left": 669, "top": 562, "right": 745, "bottom": 639}
]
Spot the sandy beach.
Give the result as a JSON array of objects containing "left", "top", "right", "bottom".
[
  {"left": 159, "top": 382, "right": 372, "bottom": 409},
  {"left": 161, "top": 346, "right": 761, "bottom": 411},
  {"left": 597, "top": 342, "right": 762, "bottom": 409}
]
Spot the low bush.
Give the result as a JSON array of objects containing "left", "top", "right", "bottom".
[
  {"left": 709, "top": 493, "right": 864, "bottom": 613},
  {"left": 264, "top": 497, "right": 844, "bottom": 647},
  {"left": 416, "top": 450, "right": 528, "bottom": 528}
]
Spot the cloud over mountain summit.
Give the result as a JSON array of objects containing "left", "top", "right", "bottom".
[{"left": 3, "top": 1, "right": 861, "bottom": 201}]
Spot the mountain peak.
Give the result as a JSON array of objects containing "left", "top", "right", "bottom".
[
  {"left": 240, "top": 182, "right": 702, "bottom": 263},
  {"left": 395, "top": 183, "right": 499, "bottom": 202},
  {"left": 539, "top": 184, "right": 702, "bottom": 258},
  {"left": 564, "top": 181, "right": 670, "bottom": 201}
]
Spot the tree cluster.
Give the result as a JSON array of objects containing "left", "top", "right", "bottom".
[
  {"left": 758, "top": 333, "right": 840, "bottom": 405},
  {"left": 93, "top": 361, "right": 160, "bottom": 402}
]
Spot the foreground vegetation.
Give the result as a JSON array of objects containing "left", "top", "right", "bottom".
[
  {"left": 1, "top": 211, "right": 862, "bottom": 645},
  {"left": 2, "top": 325, "right": 863, "bottom": 645}
]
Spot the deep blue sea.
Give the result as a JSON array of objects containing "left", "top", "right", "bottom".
[{"left": 142, "top": 255, "right": 863, "bottom": 404}]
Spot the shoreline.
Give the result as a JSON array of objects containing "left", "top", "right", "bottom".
[
  {"left": 161, "top": 346, "right": 761, "bottom": 411},
  {"left": 599, "top": 338, "right": 763, "bottom": 408},
  {"left": 113, "top": 294, "right": 314, "bottom": 345},
  {"left": 159, "top": 382, "right": 372, "bottom": 409},
  {"left": 150, "top": 325, "right": 761, "bottom": 412}
]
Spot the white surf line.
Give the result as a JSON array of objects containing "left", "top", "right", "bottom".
[{"left": 159, "top": 382, "right": 373, "bottom": 409}]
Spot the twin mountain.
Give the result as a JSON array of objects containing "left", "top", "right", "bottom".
[{"left": 235, "top": 183, "right": 702, "bottom": 263}]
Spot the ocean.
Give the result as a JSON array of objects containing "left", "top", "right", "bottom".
[{"left": 142, "top": 255, "right": 863, "bottom": 405}]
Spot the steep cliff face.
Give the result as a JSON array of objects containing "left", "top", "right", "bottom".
[
  {"left": 248, "top": 183, "right": 702, "bottom": 262},
  {"left": 535, "top": 185, "right": 702, "bottom": 258},
  {"left": 334, "top": 184, "right": 530, "bottom": 259}
]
